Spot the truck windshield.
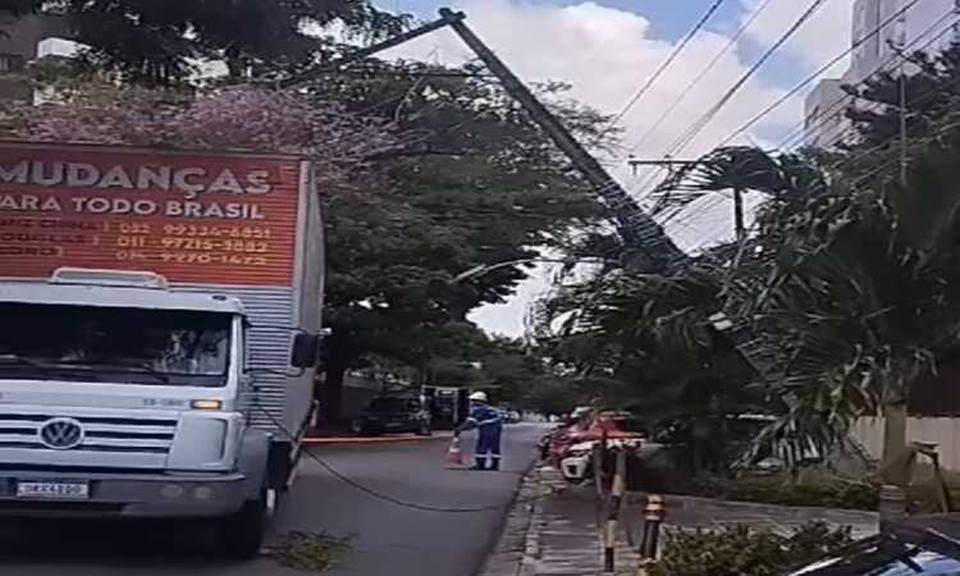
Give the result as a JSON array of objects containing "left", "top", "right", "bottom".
[{"left": 0, "top": 303, "right": 231, "bottom": 387}]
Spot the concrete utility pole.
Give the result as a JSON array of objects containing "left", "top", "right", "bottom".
[{"left": 880, "top": 16, "right": 911, "bottom": 477}]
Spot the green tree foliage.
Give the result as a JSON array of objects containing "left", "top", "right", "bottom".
[
  {"left": 535, "top": 264, "right": 756, "bottom": 431},
  {"left": 843, "top": 42, "right": 960, "bottom": 149},
  {"left": 531, "top": 43, "right": 960, "bottom": 475},
  {"left": 582, "top": 139, "right": 960, "bottom": 469},
  {"left": 300, "top": 63, "right": 608, "bottom": 421},
  {"left": 3, "top": 1, "right": 405, "bottom": 83}
]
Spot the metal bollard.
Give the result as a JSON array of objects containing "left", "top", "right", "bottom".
[
  {"left": 603, "top": 449, "right": 627, "bottom": 573},
  {"left": 636, "top": 494, "right": 665, "bottom": 575}
]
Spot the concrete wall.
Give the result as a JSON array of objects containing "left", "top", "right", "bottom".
[{"left": 851, "top": 416, "right": 960, "bottom": 470}]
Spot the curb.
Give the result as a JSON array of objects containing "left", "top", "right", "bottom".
[
  {"left": 480, "top": 465, "right": 556, "bottom": 576},
  {"left": 303, "top": 431, "right": 454, "bottom": 445}
]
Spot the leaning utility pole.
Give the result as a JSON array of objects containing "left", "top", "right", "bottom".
[{"left": 280, "top": 8, "right": 687, "bottom": 273}]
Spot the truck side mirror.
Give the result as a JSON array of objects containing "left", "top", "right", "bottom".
[{"left": 291, "top": 333, "right": 320, "bottom": 368}]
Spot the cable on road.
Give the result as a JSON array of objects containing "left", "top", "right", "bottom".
[{"left": 257, "top": 404, "right": 524, "bottom": 514}]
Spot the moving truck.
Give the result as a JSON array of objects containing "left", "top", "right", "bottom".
[{"left": 0, "top": 142, "right": 324, "bottom": 557}]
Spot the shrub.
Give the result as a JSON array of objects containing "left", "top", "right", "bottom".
[
  {"left": 720, "top": 477, "right": 880, "bottom": 511},
  {"left": 650, "top": 522, "right": 854, "bottom": 576}
]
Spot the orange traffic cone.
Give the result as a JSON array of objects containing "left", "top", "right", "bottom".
[{"left": 445, "top": 435, "right": 465, "bottom": 465}]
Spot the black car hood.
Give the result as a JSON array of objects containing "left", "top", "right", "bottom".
[{"left": 789, "top": 514, "right": 960, "bottom": 575}]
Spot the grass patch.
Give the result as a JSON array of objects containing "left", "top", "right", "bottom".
[
  {"left": 267, "top": 531, "right": 352, "bottom": 572},
  {"left": 710, "top": 475, "right": 880, "bottom": 511}
]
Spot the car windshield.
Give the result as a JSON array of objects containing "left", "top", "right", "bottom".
[{"left": 0, "top": 302, "right": 231, "bottom": 387}]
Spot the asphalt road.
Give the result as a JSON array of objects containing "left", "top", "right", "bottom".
[{"left": 0, "top": 423, "right": 545, "bottom": 576}]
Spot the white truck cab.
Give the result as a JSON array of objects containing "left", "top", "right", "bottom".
[{"left": 0, "top": 268, "right": 318, "bottom": 557}]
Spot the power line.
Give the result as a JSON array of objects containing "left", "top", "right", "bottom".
[
  {"left": 657, "top": 0, "right": 936, "bottom": 233},
  {"left": 667, "top": 12, "right": 960, "bottom": 246},
  {"left": 666, "top": 0, "right": 832, "bottom": 158},
  {"left": 598, "top": 0, "right": 730, "bottom": 141},
  {"left": 628, "top": 0, "right": 777, "bottom": 156},
  {"left": 650, "top": 4, "right": 955, "bottom": 252},
  {"left": 713, "top": 0, "right": 928, "bottom": 149},
  {"left": 793, "top": 11, "right": 959, "bottom": 159}
]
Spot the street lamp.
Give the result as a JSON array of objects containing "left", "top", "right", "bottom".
[{"left": 450, "top": 257, "right": 610, "bottom": 283}]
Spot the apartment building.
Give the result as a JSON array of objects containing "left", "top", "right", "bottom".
[
  {"left": 804, "top": 0, "right": 959, "bottom": 149},
  {"left": 0, "top": 11, "right": 72, "bottom": 101}
]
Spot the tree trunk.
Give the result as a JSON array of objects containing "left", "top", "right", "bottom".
[
  {"left": 320, "top": 360, "right": 347, "bottom": 426},
  {"left": 881, "top": 402, "right": 908, "bottom": 485}
]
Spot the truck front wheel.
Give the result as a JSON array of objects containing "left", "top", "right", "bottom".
[{"left": 218, "top": 491, "right": 268, "bottom": 560}]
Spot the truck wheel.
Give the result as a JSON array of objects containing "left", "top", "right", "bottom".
[{"left": 219, "top": 492, "right": 268, "bottom": 560}]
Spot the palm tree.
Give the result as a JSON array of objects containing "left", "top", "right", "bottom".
[
  {"left": 673, "top": 139, "right": 960, "bottom": 477},
  {"left": 534, "top": 264, "right": 759, "bottom": 473}
]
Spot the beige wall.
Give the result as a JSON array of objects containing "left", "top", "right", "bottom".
[{"left": 851, "top": 416, "right": 960, "bottom": 471}]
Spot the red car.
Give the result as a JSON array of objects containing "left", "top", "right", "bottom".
[{"left": 541, "top": 410, "right": 645, "bottom": 482}]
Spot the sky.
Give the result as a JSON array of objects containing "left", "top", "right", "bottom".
[{"left": 370, "top": 0, "right": 857, "bottom": 337}]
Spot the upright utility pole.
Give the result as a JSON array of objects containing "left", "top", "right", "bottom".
[
  {"left": 881, "top": 24, "right": 910, "bottom": 479},
  {"left": 628, "top": 157, "right": 747, "bottom": 242},
  {"left": 899, "top": 64, "right": 909, "bottom": 188},
  {"left": 732, "top": 187, "right": 746, "bottom": 242}
]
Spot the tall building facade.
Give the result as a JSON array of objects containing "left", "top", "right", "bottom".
[{"left": 804, "top": 0, "right": 959, "bottom": 148}]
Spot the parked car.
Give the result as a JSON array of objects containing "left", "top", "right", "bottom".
[
  {"left": 540, "top": 409, "right": 645, "bottom": 484},
  {"left": 788, "top": 514, "right": 960, "bottom": 574},
  {"left": 351, "top": 396, "right": 432, "bottom": 436}
]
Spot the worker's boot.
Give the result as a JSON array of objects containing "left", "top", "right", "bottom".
[
  {"left": 469, "top": 457, "right": 487, "bottom": 471},
  {"left": 489, "top": 458, "right": 501, "bottom": 471}
]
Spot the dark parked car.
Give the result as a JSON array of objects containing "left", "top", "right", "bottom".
[
  {"left": 351, "top": 396, "right": 432, "bottom": 436},
  {"left": 789, "top": 514, "right": 960, "bottom": 575}
]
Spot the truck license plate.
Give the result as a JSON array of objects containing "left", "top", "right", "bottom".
[{"left": 16, "top": 481, "right": 90, "bottom": 499}]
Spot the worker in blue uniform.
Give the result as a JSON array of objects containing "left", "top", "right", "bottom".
[{"left": 455, "top": 391, "right": 503, "bottom": 471}]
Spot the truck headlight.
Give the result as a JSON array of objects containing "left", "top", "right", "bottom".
[{"left": 191, "top": 399, "right": 223, "bottom": 410}]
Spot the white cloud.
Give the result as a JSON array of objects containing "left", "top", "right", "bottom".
[
  {"left": 381, "top": 0, "right": 852, "bottom": 336},
  {"left": 386, "top": 1, "right": 803, "bottom": 159}
]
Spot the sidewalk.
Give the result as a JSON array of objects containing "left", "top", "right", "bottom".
[{"left": 482, "top": 466, "right": 879, "bottom": 576}]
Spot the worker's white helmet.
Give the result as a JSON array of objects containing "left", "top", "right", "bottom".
[{"left": 469, "top": 391, "right": 488, "bottom": 403}]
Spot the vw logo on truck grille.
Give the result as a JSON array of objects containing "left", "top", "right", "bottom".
[{"left": 38, "top": 418, "right": 84, "bottom": 450}]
